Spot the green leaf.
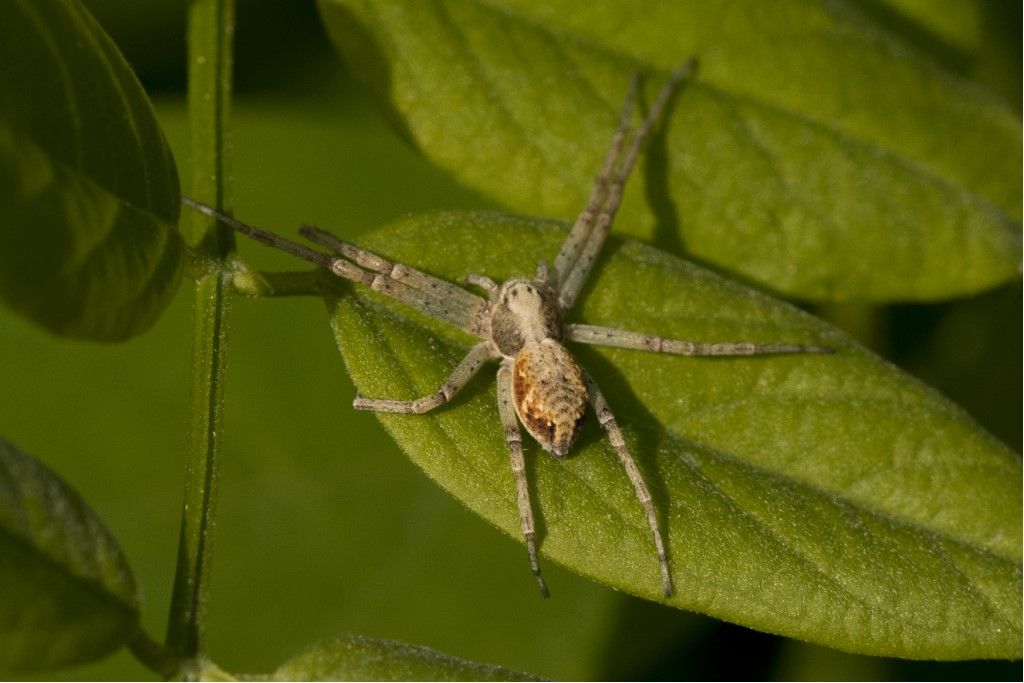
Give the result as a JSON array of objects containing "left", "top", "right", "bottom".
[
  {"left": 272, "top": 635, "right": 539, "bottom": 681},
  {"left": 856, "top": 0, "right": 1022, "bottom": 105},
  {"left": 0, "top": 0, "right": 182, "bottom": 341},
  {"left": 326, "top": 211, "right": 1021, "bottom": 660},
  {"left": 0, "top": 436, "right": 140, "bottom": 672},
  {"left": 318, "top": 0, "right": 1021, "bottom": 302}
]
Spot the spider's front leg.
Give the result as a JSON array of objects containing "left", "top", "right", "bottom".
[
  {"left": 557, "top": 59, "right": 697, "bottom": 310},
  {"left": 300, "top": 224, "right": 490, "bottom": 337},
  {"left": 353, "top": 341, "right": 494, "bottom": 414}
]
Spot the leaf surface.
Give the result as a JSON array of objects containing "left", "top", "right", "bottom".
[
  {"left": 327, "top": 211, "right": 1021, "bottom": 659},
  {"left": 272, "top": 635, "right": 538, "bottom": 681},
  {"left": 0, "top": 0, "right": 182, "bottom": 341},
  {"left": 0, "top": 437, "right": 139, "bottom": 672},
  {"left": 319, "top": 0, "right": 1021, "bottom": 301}
]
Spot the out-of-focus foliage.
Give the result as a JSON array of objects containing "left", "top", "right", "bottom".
[
  {"left": 271, "top": 635, "right": 538, "bottom": 681},
  {"left": 0, "top": 438, "right": 140, "bottom": 672},
  {"left": 0, "top": 0, "right": 182, "bottom": 340}
]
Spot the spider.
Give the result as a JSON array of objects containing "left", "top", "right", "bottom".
[{"left": 184, "top": 58, "right": 832, "bottom": 599}]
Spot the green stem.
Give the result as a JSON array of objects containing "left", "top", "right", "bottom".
[
  {"left": 231, "top": 265, "right": 323, "bottom": 297},
  {"left": 129, "top": 629, "right": 183, "bottom": 679},
  {"left": 166, "top": 0, "right": 235, "bottom": 665}
]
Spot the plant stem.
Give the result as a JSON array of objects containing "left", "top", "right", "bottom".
[
  {"left": 166, "top": 0, "right": 235, "bottom": 665},
  {"left": 129, "top": 629, "right": 183, "bottom": 679},
  {"left": 231, "top": 266, "right": 323, "bottom": 297}
]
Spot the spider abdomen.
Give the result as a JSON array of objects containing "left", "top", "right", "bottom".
[{"left": 512, "top": 339, "right": 588, "bottom": 458}]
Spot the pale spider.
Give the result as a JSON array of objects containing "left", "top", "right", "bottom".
[{"left": 184, "top": 58, "right": 832, "bottom": 599}]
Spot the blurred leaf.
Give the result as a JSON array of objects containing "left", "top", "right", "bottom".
[
  {"left": 854, "top": 0, "right": 1022, "bottom": 106},
  {"left": 327, "top": 211, "right": 1021, "bottom": 659},
  {"left": 0, "top": 437, "right": 139, "bottom": 672},
  {"left": 897, "top": 285, "right": 1023, "bottom": 451},
  {"left": 318, "top": 0, "right": 1021, "bottom": 302},
  {"left": 0, "top": 0, "right": 182, "bottom": 341},
  {"left": 272, "top": 635, "right": 539, "bottom": 681}
]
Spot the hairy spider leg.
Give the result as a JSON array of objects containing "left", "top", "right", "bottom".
[
  {"left": 552, "top": 74, "right": 639, "bottom": 289},
  {"left": 558, "top": 58, "right": 697, "bottom": 311},
  {"left": 582, "top": 370, "right": 672, "bottom": 598},
  {"left": 300, "top": 224, "right": 488, "bottom": 335},
  {"left": 182, "top": 199, "right": 488, "bottom": 337},
  {"left": 184, "top": 197, "right": 336, "bottom": 270},
  {"left": 465, "top": 274, "right": 500, "bottom": 301},
  {"left": 299, "top": 223, "right": 489, "bottom": 337},
  {"left": 566, "top": 324, "right": 835, "bottom": 356},
  {"left": 351, "top": 341, "right": 494, "bottom": 414},
  {"left": 497, "top": 361, "right": 550, "bottom": 597}
]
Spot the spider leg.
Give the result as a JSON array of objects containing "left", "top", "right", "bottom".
[
  {"left": 300, "top": 224, "right": 489, "bottom": 336},
  {"left": 353, "top": 341, "right": 494, "bottom": 414},
  {"left": 497, "top": 361, "right": 550, "bottom": 597},
  {"left": 465, "top": 274, "right": 499, "bottom": 301},
  {"left": 182, "top": 197, "right": 489, "bottom": 335},
  {"left": 533, "top": 260, "right": 550, "bottom": 285},
  {"left": 183, "top": 197, "right": 335, "bottom": 269},
  {"left": 552, "top": 74, "right": 639, "bottom": 289},
  {"left": 558, "top": 59, "right": 697, "bottom": 311},
  {"left": 566, "top": 323, "right": 834, "bottom": 356},
  {"left": 583, "top": 370, "right": 673, "bottom": 598}
]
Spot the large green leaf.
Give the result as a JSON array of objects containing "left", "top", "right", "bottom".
[
  {"left": 0, "top": 437, "right": 139, "bottom": 672},
  {"left": 272, "top": 635, "right": 538, "bottom": 681},
  {"left": 318, "top": 0, "right": 1021, "bottom": 302},
  {"left": 858, "top": 0, "right": 1022, "bottom": 105},
  {"left": 0, "top": 0, "right": 182, "bottom": 341},
  {"left": 326, "top": 211, "right": 1021, "bottom": 660}
]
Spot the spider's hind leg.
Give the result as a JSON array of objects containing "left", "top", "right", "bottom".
[
  {"left": 583, "top": 370, "right": 673, "bottom": 598},
  {"left": 497, "top": 361, "right": 550, "bottom": 597}
]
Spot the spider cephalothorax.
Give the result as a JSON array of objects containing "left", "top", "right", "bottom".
[
  {"left": 184, "top": 56, "right": 832, "bottom": 599},
  {"left": 488, "top": 277, "right": 563, "bottom": 355}
]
